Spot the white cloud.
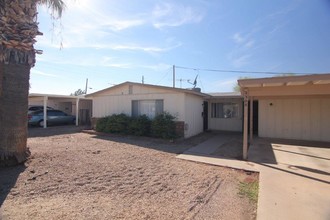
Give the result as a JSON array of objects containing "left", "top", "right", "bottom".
[
  {"left": 140, "top": 63, "right": 172, "bottom": 71},
  {"left": 31, "top": 69, "right": 59, "bottom": 78},
  {"left": 152, "top": 3, "right": 204, "bottom": 29},
  {"left": 232, "top": 54, "right": 251, "bottom": 68},
  {"left": 233, "top": 33, "right": 245, "bottom": 44},
  {"left": 244, "top": 40, "right": 255, "bottom": 48},
  {"left": 111, "top": 43, "right": 182, "bottom": 53},
  {"left": 36, "top": 1, "right": 202, "bottom": 55}
]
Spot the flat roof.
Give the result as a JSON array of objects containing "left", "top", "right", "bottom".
[
  {"left": 238, "top": 73, "right": 330, "bottom": 88},
  {"left": 29, "top": 93, "right": 92, "bottom": 100},
  {"left": 207, "top": 92, "right": 242, "bottom": 98}
]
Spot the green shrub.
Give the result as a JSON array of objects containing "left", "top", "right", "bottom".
[
  {"left": 95, "top": 112, "right": 177, "bottom": 139},
  {"left": 105, "top": 114, "right": 131, "bottom": 133},
  {"left": 95, "top": 116, "right": 109, "bottom": 132},
  {"left": 151, "top": 112, "right": 176, "bottom": 139},
  {"left": 128, "top": 115, "right": 151, "bottom": 136}
]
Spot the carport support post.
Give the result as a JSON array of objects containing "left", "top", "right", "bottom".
[
  {"left": 243, "top": 89, "right": 249, "bottom": 160},
  {"left": 250, "top": 96, "right": 253, "bottom": 142},
  {"left": 75, "top": 98, "right": 79, "bottom": 126},
  {"left": 43, "top": 96, "right": 48, "bottom": 128}
]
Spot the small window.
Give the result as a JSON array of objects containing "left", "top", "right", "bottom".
[
  {"left": 132, "top": 100, "right": 163, "bottom": 119},
  {"left": 128, "top": 85, "right": 133, "bottom": 94},
  {"left": 211, "top": 102, "right": 239, "bottom": 118}
]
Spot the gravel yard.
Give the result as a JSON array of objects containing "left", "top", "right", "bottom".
[{"left": 0, "top": 127, "right": 258, "bottom": 220}]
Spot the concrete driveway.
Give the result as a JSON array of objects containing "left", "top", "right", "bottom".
[
  {"left": 249, "top": 138, "right": 330, "bottom": 220},
  {"left": 177, "top": 134, "right": 330, "bottom": 220}
]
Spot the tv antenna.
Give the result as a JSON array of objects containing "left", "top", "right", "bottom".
[
  {"left": 176, "top": 78, "right": 189, "bottom": 88},
  {"left": 187, "top": 75, "right": 198, "bottom": 88}
]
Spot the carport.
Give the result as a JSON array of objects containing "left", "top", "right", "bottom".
[
  {"left": 238, "top": 74, "right": 330, "bottom": 160},
  {"left": 28, "top": 93, "right": 92, "bottom": 128}
]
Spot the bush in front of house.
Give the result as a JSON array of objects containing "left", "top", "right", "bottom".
[
  {"left": 151, "top": 112, "right": 176, "bottom": 139},
  {"left": 128, "top": 115, "right": 151, "bottom": 136},
  {"left": 95, "top": 112, "right": 177, "bottom": 139},
  {"left": 95, "top": 116, "right": 109, "bottom": 132},
  {"left": 105, "top": 113, "right": 131, "bottom": 133}
]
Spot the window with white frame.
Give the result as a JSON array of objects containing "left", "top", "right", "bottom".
[
  {"left": 211, "top": 102, "right": 239, "bottom": 118},
  {"left": 132, "top": 100, "right": 163, "bottom": 119}
]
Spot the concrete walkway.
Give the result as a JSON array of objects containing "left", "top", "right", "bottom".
[{"left": 177, "top": 135, "right": 330, "bottom": 220}]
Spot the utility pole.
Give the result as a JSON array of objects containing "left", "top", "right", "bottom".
[
  {"left": 173, "top": 65, "right": 175, "bottom": 88},
  {"left": 84, "top": 78, "right": 88, "bottom": 94},
  {"left": 142, "top": 75, "right": 144, "bottom": 84}
]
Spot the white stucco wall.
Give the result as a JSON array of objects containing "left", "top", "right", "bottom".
[
  {"left": 183, "top": 94, "right": 204, "bottom": 138},
  {"left": 208, "top": 98, "right": 243, "bottom": 132},
  {"left": 90, "top": 84, "right": 209, "bottom": 138},
  {"left": 259, "top": 97, "right": 330, "bottom": 142},
  {"left": 91, "top": 84, "right": 186, "bottom": 121}
]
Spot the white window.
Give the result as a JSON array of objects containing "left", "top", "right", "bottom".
[
  {"left": 132, "top": 100, "right": 163, "bottom": 119},
  {"left": 211, "top": 102, "right": 239, "bottom": 118}
]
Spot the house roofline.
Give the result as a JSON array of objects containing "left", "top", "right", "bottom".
[
  {"left": 238, "top": 73, "right": 330, "bottom": 88},
  {"left": 86, "top": 81, "right": 211, "bottom": 98}
]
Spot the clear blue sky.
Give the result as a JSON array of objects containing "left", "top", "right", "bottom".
[{"left": 30, "top": 0, "right": 330, "bottom": 95}]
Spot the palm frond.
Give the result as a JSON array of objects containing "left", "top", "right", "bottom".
[{"left": 38, "top": 0, "right": 66, "bottom": 18}]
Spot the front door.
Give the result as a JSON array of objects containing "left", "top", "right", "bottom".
[{"left": 203, "top": 101, "right": 208, "bottom": 131}]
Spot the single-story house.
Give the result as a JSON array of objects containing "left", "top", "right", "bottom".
[
  {"left": 86, "top": 74, "right": 330, "bottom": 159},
  {"left": 239, "top": 73, "right": 330, "bottom": 159},
  {"left": 28, "top": 93, "right": 93, "bottom": 127},
  {"left": 86, "top": 82, "right": 211, "bottom": 138}
]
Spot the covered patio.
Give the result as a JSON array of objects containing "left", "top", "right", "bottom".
[{"left": 238, "top": 74, "right": 330, "bottom": 160}]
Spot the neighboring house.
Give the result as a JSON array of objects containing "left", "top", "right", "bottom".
[
  {"left": 86, "top": 82, "right": 210, "bottom": 138},
  {"left": 28, "top": 93, "right": 93, "bottom": 126}
]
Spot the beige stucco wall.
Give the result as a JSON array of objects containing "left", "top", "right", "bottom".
[
  {"left": 259, "top": 97, "right": 330, "bottom": 142},
  {"left": 183, "top": 94, "right": 204, "bottom": 138},
  {"left": 208, "top": 98, "right": 243, "bottom": 132}
]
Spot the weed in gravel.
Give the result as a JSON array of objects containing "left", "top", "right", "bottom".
[{"left": 238, "top": 180, "right": 259, "bottom": 204}]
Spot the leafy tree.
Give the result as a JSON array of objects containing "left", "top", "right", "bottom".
[
  {"left": 71, "top": 89, "right": 85, "bottom": 96},
  {"left": 233, "top": 77, "right": 250, "bottom": 92},
  {"left": 0, "top": 0, "right": 65, "bottom": 166}
]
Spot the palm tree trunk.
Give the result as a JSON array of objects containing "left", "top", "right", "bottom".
[{"left": 0, "top": 63, "right": 31, "bottom": 166}]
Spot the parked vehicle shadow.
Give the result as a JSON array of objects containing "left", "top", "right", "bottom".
[
  {"left": 28, "top": 126, "right": 90, "bottom": 138},
  {"left": 0, "top": 164, "right": 26, "bottom": 206}
]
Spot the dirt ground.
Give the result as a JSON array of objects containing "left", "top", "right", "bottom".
[{"left": 0, "top": 127, "right": 258, "bottom": 220}]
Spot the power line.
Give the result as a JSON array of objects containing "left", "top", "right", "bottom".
[
  {"left": 175, "top": 65, "right": 328, "bottom": 75},
  {"left": 156, "top": 67, "right": 172, "bottom": 85}
]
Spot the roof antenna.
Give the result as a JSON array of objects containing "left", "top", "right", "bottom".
[
  {"left": 142, "top": 75, "right": 144, "bottom": 84},
  {"left": 188, "top": 75, "right": 198, "bottom": 88}
]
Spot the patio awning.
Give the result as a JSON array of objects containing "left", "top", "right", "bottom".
[
  {"left": 237, "top": 74, "right": 330, "bottom": 160},
  {"left": 238, "top": 74, "right": 330, "bottom": 97}
]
